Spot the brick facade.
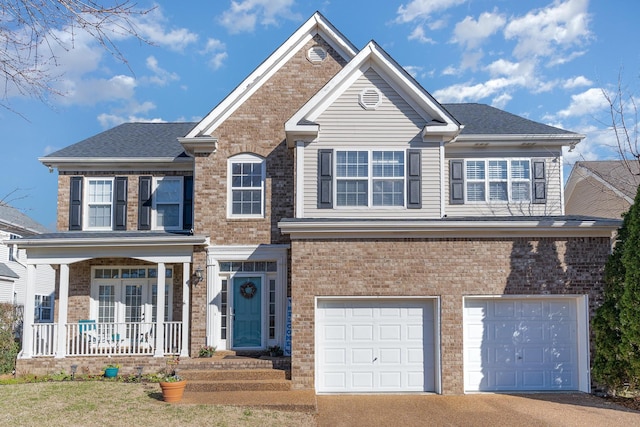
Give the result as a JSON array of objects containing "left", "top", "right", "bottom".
[{"left": 289, "top": 236, "right": 611, "bottom": 394}]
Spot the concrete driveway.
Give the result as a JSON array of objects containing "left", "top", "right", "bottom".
[{"left": 316, "top": 393, "right": 640, "bottom": 426}]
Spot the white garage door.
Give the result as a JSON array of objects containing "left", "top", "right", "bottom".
[
  {"left": 464, "top": 298, "right": 584, "bottom": 392},
  {"left": 316, "top": 299, "right": 436, "bottom": 393}
]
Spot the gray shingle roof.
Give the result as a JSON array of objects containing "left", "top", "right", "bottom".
[
  {"left": 44, "top": 122, "right": 197, "bottom": 159},
  {"left": 0, "top": 263, "right": 19, "bottom": 279},
  {"left": 0, "top": 204, "right": 50, "bottom": 234},
  {"left": 443, "top": 103, "right": 577, "bottom": 136}
]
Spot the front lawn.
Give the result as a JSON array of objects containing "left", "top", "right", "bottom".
[{"left": 0, "top": 381, "right": 316, "bottom": 427}]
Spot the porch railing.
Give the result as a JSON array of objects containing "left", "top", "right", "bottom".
[{"left": 29, "top": 321, "right": 183, "bottom": 357}]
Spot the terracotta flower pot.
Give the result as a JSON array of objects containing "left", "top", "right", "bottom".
[{"left": 159, "top": 380, "right": 187, "bottom": 403}]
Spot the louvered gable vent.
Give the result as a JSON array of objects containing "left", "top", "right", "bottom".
[
  {"left": 308, "top": 45, "right": 327, "bottom": 63},
  {"left": 359, "top": 88, "right": 382, "bottom": 110}
]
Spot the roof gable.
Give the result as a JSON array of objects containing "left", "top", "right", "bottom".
[
  {"left": 184, "top": 12, "right": 358, "bottom": 141},
  {"left": 285, "top": 40, "right": 461, "bottom": 146},
  {"left": 566, "top": 160, "right": 640, "bottom": 205}
]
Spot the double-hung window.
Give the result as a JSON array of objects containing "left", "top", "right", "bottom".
[
  {"left": 228, "top": 154, "right": 265, "bottom": 217},
  {"left": 87, "top": 178, "right": 113, "bottom": 229},
  {"left": 336, "top": 150, "right": 405, "bottom": 207},
  {"left": 153, "top": 177, "right": 183, "bottom": 230},
  {"left": 465, "top": 159, "right": 531, "bottom": 202},
  {"left": 34, "top": 295, "right": 53, "bottom": 323}
]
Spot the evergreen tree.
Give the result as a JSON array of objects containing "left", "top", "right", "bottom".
[{"left": 593, "top": 187, "right": 640, "bottom": 390}]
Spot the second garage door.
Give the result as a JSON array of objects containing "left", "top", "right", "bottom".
[
  {"left": 316, "top": 298, "right": 437, "bottom": 393},
  {"left": 464, "top": 297, "right": 587, "bottom": 392}
]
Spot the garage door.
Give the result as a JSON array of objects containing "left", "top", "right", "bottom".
[
  {"left": 464, "top": 298, "right": 583, "bottom": 392},
  {"left": 316, "top": 299, "right": 436, "bottom": 393}
]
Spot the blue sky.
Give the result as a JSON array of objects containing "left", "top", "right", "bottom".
[{"left": 1, "top": 0, "right": 639, "bottom": 229}]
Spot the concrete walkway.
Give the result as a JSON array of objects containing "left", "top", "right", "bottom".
[{"left": 316, "top": 393, "right": 640, "bottom": 426}]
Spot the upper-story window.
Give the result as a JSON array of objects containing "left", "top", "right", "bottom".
[
  {"left": 86, "top": 178, "right": 114, "bottom": 229},
  {"left": 336, "top": 150, "right": 405, "bottom": 207},
  {"left": 450, "top": 158, "right": 545, "bottom": 205},
  {"left": 153, "top": 177, "right": 183, "bottom": 230},
  {"left": 228, "top": 154, "right": 265, "bottom": 218}
]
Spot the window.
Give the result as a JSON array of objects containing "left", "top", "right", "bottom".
[
  {"left": 87, "top": 178, "right": 113, "bottom": 229},
  {"left": 465, "top": 159, "right": 531, "bottom": 202},
  {"left": 336, "top": 150, "right": 405, "bottom": 207},
  {"left": 34, "top": 295, "right": 53, "bottom": 323},
  {"left": 153, "top": 177, "right": 183, "bottom": 230},
  {"left": 8, "top": 234, "right": 18, "bottom": 262},
  {"left": 228, "top": 154, "right": 265, "bottom": 217}
]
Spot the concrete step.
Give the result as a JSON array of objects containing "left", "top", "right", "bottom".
[
  {"left": 185, "top": 378, "right": 291, "bottom": 392},
  {"left": 180, "top": 368, "right": 287, "bottom": 381}
]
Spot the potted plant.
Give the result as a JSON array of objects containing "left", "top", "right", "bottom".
[
  {"left": 158, "top": 356, "right": 186, "bottom": 403},
  {"left": 267, "top": 345, "right": 284, "bottom": 357},
  {"left": 104, "top": 363, "right": 120, "bottom": 378},
  {"left": 198, "top": 345, "right": 216, "bottom": 358}
]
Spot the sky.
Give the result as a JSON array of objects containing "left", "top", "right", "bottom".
[{"left": 1, "top": 0, "right": 639, "bottom": 230}]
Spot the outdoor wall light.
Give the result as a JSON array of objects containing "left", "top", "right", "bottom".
[
  {"left": 136, "top": 366, "right": 143, "bottom": 379},
  {"left": 192, "top": 266, "right": 204, "bottom": 285},
  {"left": 70, "top": 364, "right": 78, "bottom": 380}
]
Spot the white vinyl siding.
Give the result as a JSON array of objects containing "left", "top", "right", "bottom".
[
  {"left": 302, "top": 69, "right": 441, "bottom": 218},
  {"left": 444, "top": 153, "right": 563, "bottom": 217}
]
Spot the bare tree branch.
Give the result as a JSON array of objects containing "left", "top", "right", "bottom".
[{"left": 0, "top": 0, "right": 154, "bottom": 111}]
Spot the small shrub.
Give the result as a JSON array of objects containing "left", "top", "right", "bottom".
[{"left": 0, "top": 303, "right": 20, "bottom": 374}]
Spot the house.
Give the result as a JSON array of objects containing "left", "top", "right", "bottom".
[
  {"left": 565, "top": 160, "right": 640, "bottom": 219},
  {"left": 0, "top": 204, "right": 55, "bottom": 325},
  {"left": 15, "top": 12, "right": 620, "bottom": 395}
]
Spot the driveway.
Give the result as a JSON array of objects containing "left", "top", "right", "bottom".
[{"left": 316, "top": 393, "right": 640, "bottom": 426}]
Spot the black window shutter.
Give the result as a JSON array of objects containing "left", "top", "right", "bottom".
[
  {"left": 406, "top": 149, "right": 422, "bottom": 209},
  {"left": 532, "top": 160, "right": 546, "bottom": 204},
  {"left": 114, "top": 177, "right": 128, "bottom": 230},
  {"left": 183, "top": 176, "right": 193, "bottom": 231},
  {"left": 138, "top": 176, "right": 152, "bottom": 230},
  {"left": 69, "top": 176, "right": 83, "bottom": 230},
  {"left": 450, "top": 160, "right": 464, "bottom": 204},
  {"left": 317, "top": 149, "right": 333, "bottom": 209}
]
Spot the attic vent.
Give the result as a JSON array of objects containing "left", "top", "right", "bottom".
[
  {"left": 359, "top": 88, "right": 382, "bottom": 110},
  {"left": 307, "top": 45, "right": 327, "bottom": 63}
]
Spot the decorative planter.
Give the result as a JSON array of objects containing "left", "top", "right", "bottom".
[
  {"left": 159, "top": 380, "right": 187, "bottom": 403},
  {"left": 104, "top": 367, "right": 119, "bottom": 378}
]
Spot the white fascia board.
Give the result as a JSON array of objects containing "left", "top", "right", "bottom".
[
  {"left": 186, "top": 13, "right": 358, "bottom": 139},
  {"left": 178, "top": 136, "right": 219, "bottom": 155},
  {"left": 450, "top": 133, "right": 585, "bottom": 147},
  {"left": 17, "top": 234, "right": 208, "bottom": 249},
  {"left": 39, "top": 157, "right": 193, "bottom": 172},
  {"left": 278, "top": 218, "right": 621, "bottom": 239}
]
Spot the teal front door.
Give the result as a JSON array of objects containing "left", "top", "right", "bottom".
[{"left": 232, "top": 277, "right": 262, "bottom": 348}]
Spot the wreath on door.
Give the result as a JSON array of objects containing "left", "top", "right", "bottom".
[{"left": 240, "top": 281, "right": 257, "bottom": 299}]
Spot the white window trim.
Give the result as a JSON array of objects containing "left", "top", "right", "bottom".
[
  {"left": 152, "top": 176, "right": 184, "bottom": 231},
  {"left": 84, "top": 177, "right": 114, "bottom": 231},
  {"left": 34, "top": 294, "right": 54, "bottom": 323},
  {"left": 335, "top": 149, "right": 406, "bottom": 208},
  {"left": 464, "top": 158, "right": 532, "bottom": 203},
  {"left": 227, "top": 153, "right": 266, "bottom": 219}
]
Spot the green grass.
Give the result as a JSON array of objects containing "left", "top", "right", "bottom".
[{"left": 0, "top": 382, "right": 316, "bottom": 427}]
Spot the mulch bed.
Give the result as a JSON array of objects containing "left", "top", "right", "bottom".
[{"left": 604, "top": 395, "right": 640, "bottom": 412}]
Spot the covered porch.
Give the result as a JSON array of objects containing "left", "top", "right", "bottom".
[{"left": 15, "top": 231, "right": 208, "bottom": 361}]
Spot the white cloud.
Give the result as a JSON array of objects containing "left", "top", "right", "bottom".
[
  {"left": 492, "top": 93, "right": 512, "bottom": 109},
  {"left": 556, "top": 88, "right": 608, "bottom": 118},
  {"left": 55, "top": 75, "right": 137, "bottom": 105},
  {"left": 452, "top": 11, "right": 506, "bottom": 49},
  {"left": 563, "top": 76, "right": 593, "bottom": 89},
  {"left": 134, "top": 7, "right": 199, "bottom": 51},
  {"left": 396, "top": 0, "right": 466, "bottom": 23},
  {"left": 202, "top": 38, "right": 228, "bottom": 70},
  {"left": 145, "top": 56, "right": 179, "bottom": 86},
  {"left": 504, "top": 0, "right": 591, "bottom": 63},
  {"left": 97, "top": 113, "right": 166, "bottom": 128},
  {"left": 433, "top": 77, "right": 516, "bottom": 103},
  {"left": 408, "top": 25, "right": 435, "bottom": 44},
  {"left": 219, "top": 0, "right": 300, "bottom": 34}
]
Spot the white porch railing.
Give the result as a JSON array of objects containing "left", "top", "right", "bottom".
[{"left": 29, "top": 321, "right": 183, "bottom": 357}]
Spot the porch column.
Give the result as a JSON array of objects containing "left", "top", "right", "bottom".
[
  {"left": 180, "top": 262, "right": 190, "bottom": 357},
  {"left": 55, "top": 264, "right": 70, "bottom": 358},
  {"left": 21, "top": 264, "right": 37, "bottom": 358},
  {"left": 154, "top": 262, "right": 166, "bottom": 357}
]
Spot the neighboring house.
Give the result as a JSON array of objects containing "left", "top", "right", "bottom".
[
  {"left": 565, "top": 160, "right": 640, "bottom": 219},
  {"left": 15, "top": 13, "right": 620, "bottom": 395},
  {"left": 0, "top": 204, "right": 56, "bottom": 325}
]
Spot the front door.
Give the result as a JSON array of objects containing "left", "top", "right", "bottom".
[{"left": 232, "top": 276, "right": 262, "bottom": 348}]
